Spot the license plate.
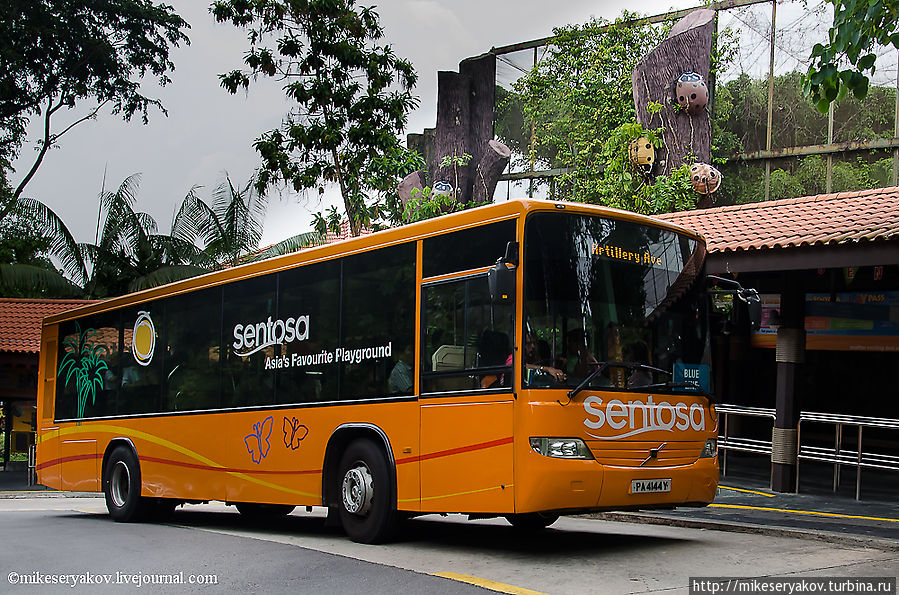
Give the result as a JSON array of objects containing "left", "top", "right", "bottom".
[{"left": 631, "top": 478, "right": 671, "bottom": 494}]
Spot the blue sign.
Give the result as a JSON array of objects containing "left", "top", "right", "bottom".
[{"left": 673, "top": 363, "right": 710, "bottom": 394}]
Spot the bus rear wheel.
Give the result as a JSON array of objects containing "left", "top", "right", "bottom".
[
  {"left": 337, "top": 438, "right": 397, "bottom": 544},
  {"left": 235, "top": 503, "right": 296, "bottom": 519},
  {"left": 104, "top": 446, "right": 151, "bottom": 522},
  {"left": 505, "top": 512, "right": 560, "bottom": 530}
]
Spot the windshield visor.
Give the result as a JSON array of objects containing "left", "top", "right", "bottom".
[{"left": 523, "top": 212, "right": 709, "bottom": 393}]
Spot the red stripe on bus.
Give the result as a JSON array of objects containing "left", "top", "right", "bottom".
[
  {"left": 35, "top": 453, "right": 101, "bottom": 471},
  {"left": 395, "top": 436, "right": 513, "bottom": 465}
]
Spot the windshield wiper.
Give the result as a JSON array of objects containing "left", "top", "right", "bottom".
[
  {"left": 563, "top": 361, "right": 671, "bottom": 404},
  {"left": 627, "top": 381, "right": 716, "bottom": 403}
]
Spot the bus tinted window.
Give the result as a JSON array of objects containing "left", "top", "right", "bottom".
[
  {"left": 341, "top": 243, "right": 416, "bottom": 399},
  {"left": 55, "top": 311, "right": 120, "bottom": 419},
  {"left": 276, "top": 260, "right": 341, "bottom": 404},
  {"left": 422, "top": 219, "right": 516, "bottom": 278},
  {"left": 222, "top": 274, "right": 277, "bottom": 408},
  {"left": 421, "top": 275, "right": 514, "bottom": 393},
  {"left": 120, "top": 306, "right": 163, "bottom": 415},
  {"left": 164, "top": 287, "right": 222, "bottom": 412}
]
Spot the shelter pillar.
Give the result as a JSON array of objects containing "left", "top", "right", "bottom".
[{"left": 772, "top": 275, "right": 805, "bottom": 492}]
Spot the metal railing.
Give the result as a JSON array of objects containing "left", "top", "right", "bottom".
[
  {"left": 26, "top": 444, "right": 37, "bottom": 487},
  {"left": 796, "top": 411, "right": 899, "bottom": 500},
  {"left": 716, "top": 404, "right": 777, "bottom": 487}
]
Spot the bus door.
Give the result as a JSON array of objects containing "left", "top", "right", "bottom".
[{"left": 419, "top": 272, "right": 515, "bottom": 513}]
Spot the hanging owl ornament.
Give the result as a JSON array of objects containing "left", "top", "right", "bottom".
[
  {"left": 676, "top": 72, "right": 709, "bottom": 115},
  {"left": 690, "top": 163, "right": 722, "bottom": 194},
  {"left": 628, "top": 137, "right": 656, "bottom": 174}
]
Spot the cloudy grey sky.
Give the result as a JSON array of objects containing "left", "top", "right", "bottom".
[{"left": 10, "top": 0, "right": 780, "bottom": 247}]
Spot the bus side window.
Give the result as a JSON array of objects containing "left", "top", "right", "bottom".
[{"left": 421, "top": 276, "right": 513, "bottom": 393}]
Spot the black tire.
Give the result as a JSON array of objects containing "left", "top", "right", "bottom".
[
  {"left": 104, "top": 446, "right": 151, "bottom": 522},
  {"left": 505, "top": 512, "right": 560, "bottom": 530},
  {"left": 337, "top": 438, "right": 398, "bottom": 543},
  {"left": 235, "top": 503, "right": 296, "bottom": 519}
]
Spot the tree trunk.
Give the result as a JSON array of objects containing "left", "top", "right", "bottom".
[
  {"left": 632, "top": 8, "right": 714, "bottom": 177},
  {"left": 460, "top": 53, "right": 496, "bottom": 204},
  {"left": 472, "top": 140, "right": 511, "bottom": 204},
  {"left": 433, "top": 70, "right": 471, "bottom": 198}
]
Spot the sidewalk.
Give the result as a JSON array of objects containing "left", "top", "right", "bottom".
[
  {"left": 594, "top": 475, "right": 898, "bottom": 547},
  {"left": 0, "top": 471, "right": 98, "bottom": 498}
]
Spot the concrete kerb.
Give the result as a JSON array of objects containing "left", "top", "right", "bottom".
[
  {"left": 585, "top": 511, "right": 899, "bottom": 552},
  {"left": 0, "top": 491, "right": 101, "bottom": 499}
]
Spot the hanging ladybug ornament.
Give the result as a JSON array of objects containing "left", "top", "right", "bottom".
[
  {"left": 676, "top": 72, "right": 709, "bottom": 115},
  {"left": 690, "top": 163, "right": 722, "bottom": 194},
  {"left": 628, "top": 137, "right": 656, "bottom": 174}
]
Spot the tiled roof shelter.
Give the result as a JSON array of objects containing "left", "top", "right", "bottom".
[
  {"left": 0, "top": 298, "right": 93, "bottom": 354},
  {"left": 658, "top": 186, "right": 899, "bottom": 273}
]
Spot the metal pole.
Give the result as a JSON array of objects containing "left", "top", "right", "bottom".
[
  {"left": 834, "top": 422, "right": 842, "bottom": 492},
  {"left": 856, "top": 425, "right": 863, "bottom": 500},
  {"left": 826, "top": 102, "right": 834, "bottom": 193},
  {"left": 528, "top": 46, "right": 537, "bottom": 199},
  {"left": 893, "top": 50, "right": 899, "bottom": 186},
  {"left": 764, "top": 0, "right": 776, "bottom": 201}
]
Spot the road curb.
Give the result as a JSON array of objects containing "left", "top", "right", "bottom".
[
  {"left": 0, "top": 491, "right": 102, "bottom": 499},
  {"left": 585, "top": 511, "right": 899, "bottom": 552}
]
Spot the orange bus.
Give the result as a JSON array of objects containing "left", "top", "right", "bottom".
[{"left": 37, "top": 199, "right": 739, "bottom": 543}]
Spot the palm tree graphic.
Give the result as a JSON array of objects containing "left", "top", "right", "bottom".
[{"left": 57, "top": 322, "right": 109, "bottom": 418}]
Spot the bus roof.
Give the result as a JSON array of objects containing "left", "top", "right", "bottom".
[{"left": 43, "top": 199, "right": 705, "bottom": 325}]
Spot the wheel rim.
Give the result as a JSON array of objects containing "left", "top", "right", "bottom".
[
  {"left": 342, "top": 463, "right": 374, "bottom": 516},
  {"left": 110, "top": 461, "right": 130, "bottom": 508}
]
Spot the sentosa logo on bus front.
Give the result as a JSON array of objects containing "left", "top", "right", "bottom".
[{"left": 583, "top": 395, "right": 707, "bottom": 440}]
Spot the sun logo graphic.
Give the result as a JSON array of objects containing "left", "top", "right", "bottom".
[{"left": 131, "top": 311, "right": 156, "bottom": 366}]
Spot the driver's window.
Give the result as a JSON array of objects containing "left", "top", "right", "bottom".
[{"left": 421, "top": 276, "right": 513, "bottom": 393}]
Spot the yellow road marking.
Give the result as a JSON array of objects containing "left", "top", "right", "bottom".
[
  {"left": 709, "top": 503, "right": 899, "bottom": 523},
  {"left": 432, "top": 572, "right": 546, "bottom": 595},
  {"left": 718, "top": 485, "right": 776, "bottom": 498}
]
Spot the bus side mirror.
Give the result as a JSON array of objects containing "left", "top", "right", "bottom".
[
  {"left": 489, "top": 242, "right": 519, "bottom": 304},
  {"left": 708, "top": 275, "right": 761, "bottom": 333},
  {"left": 739, "top": 288, "right": 762, "bottom": 332}
]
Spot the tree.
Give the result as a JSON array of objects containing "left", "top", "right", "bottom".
[
  {"left": 172, "top": 174, "right": 321, "bottom": 269},
  {"left": 497, "top": 15, "right": 698, "bottom": 214},
  {"left": 81, "top": 175, "right": 208, "bottom": 297},
  {"left": 212, "top": 0, "right": 418, "bottom": 236},
  {"left": 0, "top": 0, "right": 189, "bottom": 221},
  {"left": 0, "top": 213, "right": 81, "bottom": 297},
  {"left": 804, "top": 0, "right": 899, "bottom": 112}
]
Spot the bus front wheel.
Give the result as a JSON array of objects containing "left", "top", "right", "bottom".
[
  {"left": 337, "top": 438, "right": 397, "bottom": 543},
  {"left": 104, "top": 446, "right": 150, "bottom": 522}
]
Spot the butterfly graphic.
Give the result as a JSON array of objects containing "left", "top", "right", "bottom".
[
  {"left": 283, "top": 416, "right": 309, "bottom": 450},
  {"left": 245, "top": 416, "right": 274, "bottom": 464}
]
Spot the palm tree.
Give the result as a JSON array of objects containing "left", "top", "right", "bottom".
[
  {"left": 82, "top": 174, "right": 211, "bottom": 297},
  {"left": 172, "top": 173, "right": 322, "bottom": 268}
]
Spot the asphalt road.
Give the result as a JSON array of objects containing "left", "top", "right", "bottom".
[{"left": 1, "top": 498, "right": 896, "bottom": 594}]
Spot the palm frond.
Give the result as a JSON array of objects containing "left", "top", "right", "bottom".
[
  {"left": 127, "top": 265, "right": 209, "bottom": 293},
  {"left": 247, "top": 231, "right": 325, "bottom": 262},
  {"left": 0, "top": 264, "right": 83, "bottom": 297},
  {"left": 14, "top": 198, "right": 87, "bottom": 285}
]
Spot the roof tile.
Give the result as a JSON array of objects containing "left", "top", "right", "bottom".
[
  {"left": 0, "top": 299, "right": 94, "bottom": 354},
  {"left": 658, "top": 186, "right": 899, "bottom": 253}
]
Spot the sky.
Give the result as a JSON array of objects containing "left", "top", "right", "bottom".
[{"left": 8, "top": 0, "right": 839, "bottom": 249}]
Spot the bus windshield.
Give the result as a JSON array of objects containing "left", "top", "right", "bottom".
[{"left": 522, "top": 211, "right": 709, "bottom": 393}]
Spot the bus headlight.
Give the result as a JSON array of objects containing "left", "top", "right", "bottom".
[
  {"left": 699, "top": 438, "right": 718, "bottom": 458},
  {"left": 530, "top": 437, "right": 594, "bottom": 460}
]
